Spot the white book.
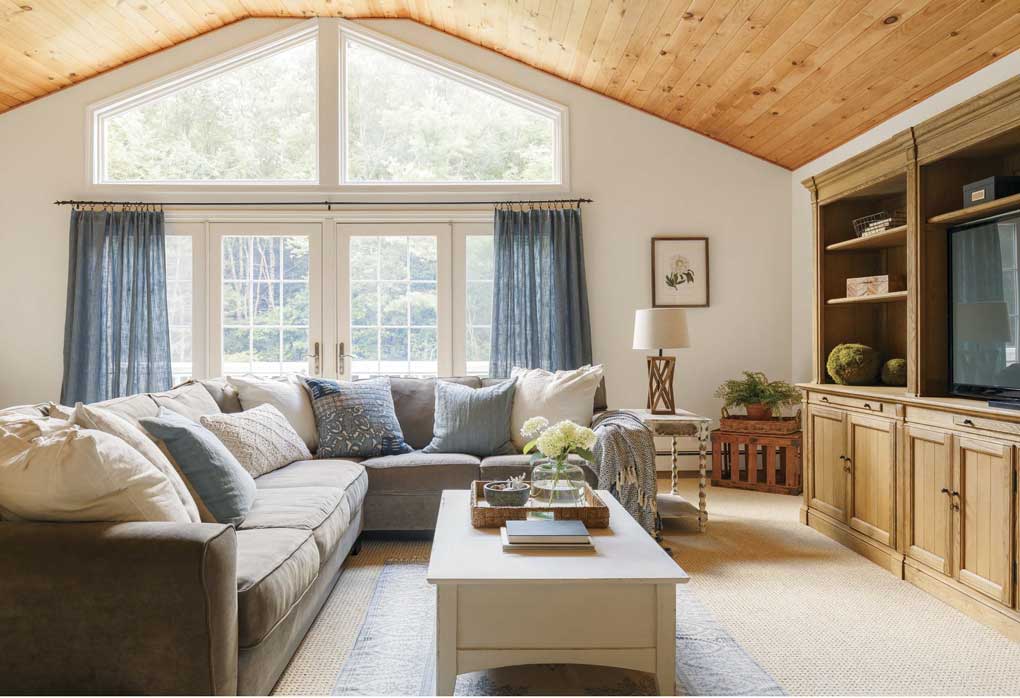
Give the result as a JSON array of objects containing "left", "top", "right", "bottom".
[{"left": 500, "top": 527, "right": 594, "bottom": 552}]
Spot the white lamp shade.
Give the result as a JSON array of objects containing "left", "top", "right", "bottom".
[{"left": 633, "top": 308, "right": 690, "bottom": 350}]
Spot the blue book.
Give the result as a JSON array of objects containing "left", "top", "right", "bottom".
[{"left": 505, "top": 519, "right": 590, "bottom": 544}]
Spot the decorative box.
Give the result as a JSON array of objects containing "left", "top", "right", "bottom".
[
  {"left": 846, "top": 274, "right": 905, "bottom": 297},
  {"left": 963, "top": 176, "right": 1020, "bottom": 208}
]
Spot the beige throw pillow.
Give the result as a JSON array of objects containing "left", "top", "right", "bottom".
[
  {"left": 0, "top": 415, "right": 190, "bottom": 523},
  {"left": 509, "top": 365, "right": 605, "bottom": 450},
  {"left": 227, "top": 375, "right": 318, "bottom": 452},
  {"left": 72, "top": 403, "right": 201, "bottom": 522},
  {"left": 200, "top": 403, "right": 311, "bottom": 478},
  {"left": 150, "top": 382, "right": 222, "bottom": 422}
]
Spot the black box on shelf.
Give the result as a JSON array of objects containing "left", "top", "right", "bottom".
[{"left": 963, "top": 176, "right": 1020, "bottom": 208}]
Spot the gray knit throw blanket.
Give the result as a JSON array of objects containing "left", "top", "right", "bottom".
[{"left": 591, "top": 410, "right": 658, "bottom": 535}]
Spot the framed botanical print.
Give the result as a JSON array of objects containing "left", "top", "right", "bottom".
[{"left": 651, "top": 236, "right": 709, "bottom": 307}]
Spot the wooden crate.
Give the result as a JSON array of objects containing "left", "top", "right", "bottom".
[{"left": 711, "top": 430, "right": 802, "bottom": 495}]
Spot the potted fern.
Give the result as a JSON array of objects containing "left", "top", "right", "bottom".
[{"left": 714, "top": 372, "right": 800, "bottom": 420}]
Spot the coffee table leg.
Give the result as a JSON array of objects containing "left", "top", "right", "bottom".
[
  {"left": 656, "top": 584, "right": 676, "bottom": 696},
  {"left": 436, "top": 585, "right": 457, "bottom": 696}
]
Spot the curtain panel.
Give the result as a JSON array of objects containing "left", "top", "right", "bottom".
[
  {"left": 61, "top": 209, "right": 173, "bottom": 405},
  {"left": 489, "top": 207, "right": 593, "bottom": 377}
]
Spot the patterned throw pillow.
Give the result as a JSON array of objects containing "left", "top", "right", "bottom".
[
  {"left": 304, "top": 377, "right": 411, "bottom": 459},
  {"left": 200, "top": 404, "right": 312, "bottom": 478}
]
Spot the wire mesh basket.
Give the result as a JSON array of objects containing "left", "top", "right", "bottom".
[{"left": 851, "top": 210, "right": 906, "bottom": 238}]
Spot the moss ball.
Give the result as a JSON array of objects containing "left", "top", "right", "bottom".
[
  {"left": 881, "top": 358, "right": 907, "bottom": 386},
  {"left": 826, "top": 343, "right": 881, "bottom": 385}
]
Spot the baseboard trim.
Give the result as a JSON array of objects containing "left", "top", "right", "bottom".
[
  {"left": 806, "top": 508, "right": 904, "bottom": 578},
  {"left": 904, "top": 562, "right": 1020, "bottom": 642}
]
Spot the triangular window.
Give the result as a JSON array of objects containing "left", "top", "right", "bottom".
[{"left": 93, "top": 29, "right": 317, "bottom": 184}]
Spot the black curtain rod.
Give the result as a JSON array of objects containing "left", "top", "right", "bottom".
[{"left": 53, "top": 198, "right": 593, "bottom": 208}]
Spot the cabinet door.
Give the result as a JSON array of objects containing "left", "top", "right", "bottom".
[
  {"left": 904, "top": 426, "right": 953, "bottom": 574},
  {"left": 953, "top": 436, "right": 1015, "bottom": 606},
  {"left": 847, "top": 413, "right": 897, "bottom": 546},
  {"left": 807, "top": 405, "right": 848, "bottom": 521}
]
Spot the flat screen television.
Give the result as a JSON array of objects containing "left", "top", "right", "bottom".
[{"left": 949, "top": 209, "right": 1020, "bottom": 403}]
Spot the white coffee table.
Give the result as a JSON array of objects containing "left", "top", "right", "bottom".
[{"left": 426, "top": 490, "right": 689, "bottom": 696}]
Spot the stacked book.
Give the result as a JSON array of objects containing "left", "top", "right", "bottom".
[{"left": 500, "top": 519, "right": 594, "bottom": 551}]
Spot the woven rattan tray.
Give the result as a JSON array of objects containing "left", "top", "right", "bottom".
[
  {"left": 719, "top": 415, "right": 800, "bottom": 435},
  {"left": 469, "top": 480, "right": 610, "bottom": 529}
]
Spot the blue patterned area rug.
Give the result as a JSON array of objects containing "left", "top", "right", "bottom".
[{"left": 332, "top": 562, "right": 784, "bottom": 696}]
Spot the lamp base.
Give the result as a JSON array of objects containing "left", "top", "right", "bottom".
[{"left": 646, "top": 355, "right": 676, "bottom": 415}]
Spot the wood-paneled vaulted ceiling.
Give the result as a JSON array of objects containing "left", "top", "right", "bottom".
[{"left": 2, "top": 1, "right": 1019, "bottom": 169}]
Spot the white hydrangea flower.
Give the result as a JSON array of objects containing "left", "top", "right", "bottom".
[
  {"left": 578, "top": 426, "right": 598, "bottom": 450},
  {"left": 520, "top": 416, "right": 549, "bottom": 439}
]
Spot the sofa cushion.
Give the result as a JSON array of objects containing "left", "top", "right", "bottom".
[
  {"left": 235, "top": 528, "right": 319, "bottom": 648},
  {"left": 389, "top": 376, "right": 482, "bottom": 450},
  {"left": 239, "top": 487, "right": 350, "bottom": 561},
  {"left": 480, "top": 454, "right": 596, "bottom": 486},
  {"left": 228, "top": 375, "right": 318, "bottom": 452},
  {"left": 200, "top": 404, "right": 311, "bottom": 478},
  {"left": 90, "top": 393, "right": 159, "bottom": 426},
  {"left": 255, "top": 459, "right": 368, "bottom": 516},
  {"left": 150, "top": 382, "right": 222, "bottom": 422},
  {"left": 482, "top": 375, "right": 608, "bottom": 412},
  {"left": 0, "top": 404, "right": 49, "bottom": 418},
  {"left": 199, "top": 378, "right": 243, "bottom": 413},
  {"left": 422, "top": 379, "right": 516, "bottom": 457},
  {"left": 509, "top": 365, "right": 604, "bottom": 450},
  {"left": 361, "top": 452, "right": 479, "bottom": 493},
  {"left": 305, "top": 377, "right": 411, "bottom": 458}
]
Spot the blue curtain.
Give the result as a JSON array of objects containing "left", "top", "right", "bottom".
[
  {"left": 489, "top": 206, "right": 592, "bottom": 377},
  {"left": 61, "top": 209, "right": 173, "bottom": 405}
]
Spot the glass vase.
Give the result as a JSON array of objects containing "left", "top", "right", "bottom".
[{"left": 530, "top": 458, "right": 587, "bottom": 505}]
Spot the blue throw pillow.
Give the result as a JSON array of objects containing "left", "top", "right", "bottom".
[
  {"left": 139, "top": 408, "right": 256, "bottom": 527},
  {"left": 423, "top": 378, "right": 517, "bottom": 457},
  {"left": 304, "top": 377, "right": 412, "bottom": 459}
]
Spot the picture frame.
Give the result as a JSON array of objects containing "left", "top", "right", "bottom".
[{"left": 651, "top": 236, "right": 709, "bottom": 307}]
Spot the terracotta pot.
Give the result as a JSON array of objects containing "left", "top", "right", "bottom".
[{"left": 744, "top": 403, "right": 773, "bottom": 420}]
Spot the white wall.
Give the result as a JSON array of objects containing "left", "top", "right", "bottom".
[
  {"left": 0, "top": 18, "right": 792, "bottom": 453},
  {"left": 790, "top": 50, "right": 1020, "bottom": 383}
]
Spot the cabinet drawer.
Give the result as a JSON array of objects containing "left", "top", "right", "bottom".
[
  {"left": 906, "top": 406, "right": 1020, "bottom": 439},
  {"left": 809, "top": 392, "right": 888, "bottom": 414},
  {"left": 952, "top": 414, "right": 1020, "bottom": 438}
]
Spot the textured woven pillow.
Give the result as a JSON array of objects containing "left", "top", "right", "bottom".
[
  {"left": 201, "top": 404, "right": 311, "bottom": 478},
  {"left": 304, "top": 377, "right": 411, "bottom": 459},
  {"left": 423, "top": 378, "right": 517, "bottom": 457}
]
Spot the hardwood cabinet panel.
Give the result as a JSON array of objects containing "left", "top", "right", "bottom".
[
  {"left": 848, "top": 413, "right": 897, "bottom": 547},
  {"left": 807, "top": 405, "right": 848, "bottom": 522},
  {"left": 904, "top": 426, "right": 953, "bottom": 575},
  {"left": 953, "top": 437, "right": 1015, "bottom": 607}
]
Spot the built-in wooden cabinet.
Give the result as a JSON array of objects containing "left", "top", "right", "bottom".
[
  {"left": 954, "top": 436, "right": 1015, "bottom": 606},
  {"left": 800, "top": 75, "right": 1020, "bottom": 641},
  {"left": 903, "top": 425, "right": 953, "bottom": 576}
]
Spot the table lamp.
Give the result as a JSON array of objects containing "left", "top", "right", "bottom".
[{"left": 633, "top": 308, "right": 690, "bottom": 415}]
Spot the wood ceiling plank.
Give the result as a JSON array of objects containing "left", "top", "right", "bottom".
[
  {"left": 608, "top": 0, "right": 695, "bottom": 101},
  {"left": 776, "top": 2, "right": 1020, "bottom": 166},
  {"left": 597, "top": 0, "right": 674, "bottom": 95},
  {"left": 727, "top": 0, "right": 959, "bottom": 151},
  {"left": 550, "top": 0, "right": 593, "bottom": 76},
  {"left": 657, "top": 0, "right": 770, "bottom": 120},
  {"left": 579, "top": 0, "right": 635, "bottom": 88},
  {"left": 564, "top": 0, "right": 613, "bottom": 83},
  {"left": 583, "top": 0, "right": 651, "bottom": 91},
  {"left": 3, "top": 2, "right": 127, "bottom": 77},
  {"left": 534, "top": 0, "right": 575, "bottom": 71},
  {"left": 626, "top": 0, "right": 720, "bottom": 110},
  {"left": 516, "top": 0, "right": 550, "bottom": 54},
  {"left": 751, "top": 0, "right": 998, "bottom": 161}
]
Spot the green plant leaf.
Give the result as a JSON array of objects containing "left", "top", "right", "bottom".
[
  {"left": 574, "top": 447, "right": 595, "bottom": 462},
  {"left": 522, "top": 439, "right": 537, "bottom": 454}
]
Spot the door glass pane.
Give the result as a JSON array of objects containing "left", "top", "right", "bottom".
[
  {"left": 350, "top": 235, "right": 438, "bottom": 377},
  {"left": 465, "top": 235, "right": 494, "bottom": 375},
  {"left": 222, "top": 235, "right": 311, "bottom": 376},
  {"left": 166, "top": 235, "right": 193, "bottom": 383}
]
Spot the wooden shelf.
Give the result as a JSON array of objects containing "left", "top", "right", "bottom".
[
  {"left": 826, "top": 291, "right": 908, "bottom": 305},
  {"left": 928, "top": 192, "right": 1020, "bottom": 225},
  {"left": 825, "top": 225, "right": 906, "bottom": 252}
]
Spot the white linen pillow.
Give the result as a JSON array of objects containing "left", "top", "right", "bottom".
[
  {"left": 227, "top": 375, "right": 318, "bottom": 452},
  {"left": 509, "top": 365, "right": 605, "bottom": 450},
  {"left": 0, "top": 415, "right": 190, "bottom": 523},
  {"left": 71, "top": 403, "right": 201, "bottom": 522},
  {"left": 200, "top": 403, "right": 312, "bottom": 478},
  {"left": 150, "top": 382, "right": 222, "bottom": 422}
]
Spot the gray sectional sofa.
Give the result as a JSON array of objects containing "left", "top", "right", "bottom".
[{"left": 0, "top": 375, "right": 606, "bottom": 695}]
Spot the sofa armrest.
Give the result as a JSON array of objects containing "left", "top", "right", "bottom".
[{"left": 0, "top": 521, "right": 238, "bottom": 695}]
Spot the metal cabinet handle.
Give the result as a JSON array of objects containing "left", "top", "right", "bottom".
[
  {"left": 306, "top": 341, "right": 320, "bottom": 375},
  {"left": 820, "top": 396, "right": 829, "bottom": 403},
  {"left": 951, "top": 490, "right": 960, "bottom": 498},
  {"left": 952, "top": 503, "right": 961, "bottom": 512},
  {"left": 962, "top": 418, "right": 975, "bottom": 427},
  {"left": 940, "top": 488, "right": 950, "bottom": 495},
  {"left": 863, "top": 402, "right": 872, "bottom": 410}
]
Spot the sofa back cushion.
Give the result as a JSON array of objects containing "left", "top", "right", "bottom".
[
  {"left": 150, "top": 382, "right": 221, "bottom": 422},
  {"left": 228, "top": 375, "right": 318, "bottom": 453},
  {"left": 0, "top": 415, "right": 191, "bottom": 523},
  {"left": 199, "top": 377, "right": 243, "bottom": 413},
  {"left": 389, "top": 376, "right": 481, "bottom": 450},
  {"left": 422, "top": 378, "right": 517, "bottom": 457},
  {"left": 90, "top": 393, "right": 160, "bottom": 426}
]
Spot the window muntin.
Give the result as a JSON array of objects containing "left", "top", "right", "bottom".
[
  {"left": 349, "top": 235, "right": 439, "bottom": 377},
  {"left": 220, "top": 235, "right": 311, "bottom": 376},
  {"left": 342, "top": 34, "right": 559, "bottom": 185},
  {"left": 97, "top": 37, "right": 317, "bottom": 184},
  {"left": 166, "top": 235, "right": 193, "bottom": 383},
  {"left": 465, "top": 235, "right": 493, "bottom": 375}
]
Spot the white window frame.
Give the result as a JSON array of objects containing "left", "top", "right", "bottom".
[
  {"left": 87, "top": 21, "right": 321, "bottom": 187},
  {"left": 166, "top": 208, "right": 492, "bottom": 382},
  {"left": 337, "top": 21, "right": 569, "bottom": 190}
]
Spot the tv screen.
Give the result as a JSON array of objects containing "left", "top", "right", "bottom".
[{"left": 950, "top": 210, "right": 1020, "bottom": 399}]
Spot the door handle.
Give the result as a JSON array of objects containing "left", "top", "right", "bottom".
[
  {"left": 940, "top": 488, "right": 950, "bottom": 495},
  {"left": 306, "top": 341, "right": 321, "bottom": 375},
  {"left": 336, "top": 342, "right": 357, "bottom": 376}
]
